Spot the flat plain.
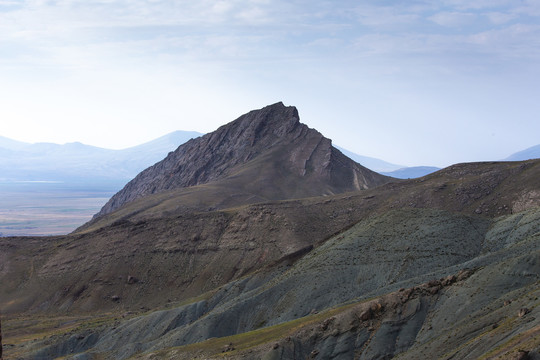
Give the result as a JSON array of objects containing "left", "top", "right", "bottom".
[{"left": 0, "top": 182, "right": 114, "bottom": 236}]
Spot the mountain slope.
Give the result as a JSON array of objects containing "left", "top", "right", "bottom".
[
  {"left": 1, "top": 160, "right": 537, "bottom": 316},
  {"left": 9, "top": 160, "right": 539, "bottom": 360},
  {"left": 506, "top": 143, "right": 540, "bottom": 161},
  {"left": 95, "top": 102, "right": 390, "bottom": 218},
  {"left": 0, "top": 136, "right": 30, "bottom": 151}
]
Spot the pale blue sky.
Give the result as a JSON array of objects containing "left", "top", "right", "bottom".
[{"left": 1, "top": 0, "right": 539, "bottom": 167}]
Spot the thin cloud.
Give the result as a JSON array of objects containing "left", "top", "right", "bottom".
[
  {"left": 467, "top": 24, "right": 540, "bottom": 59},
  {"left": 439, "top": 0, "right": 515, "bottom": 11},
  {"left": 486, "top": 12, "right": 518, "bottom": 25},
  {"left": 352, "top": 4, "right": 422, "bottom": 28},
  {"left": 428, "top": 11, "right": 477, "bottom": 27},
  {"left": 2, "top": 1, "right": 539, "bottom": 64}
]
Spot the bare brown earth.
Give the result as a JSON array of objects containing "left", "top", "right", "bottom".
[
  {"left": 1, "top": 160, "right": 537, "bottom": 316},
  {"left": 1, "top": 104, "right": 539, "bottom": 359},
  {"left": 0, "top": 159, "right": 539, "bottom": 359}
]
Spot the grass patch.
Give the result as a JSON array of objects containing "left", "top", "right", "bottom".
[
  {"left": 130, "top": 301, "right": 359, "bottom": 359},
  {"left": 3, "top": 313, "right": 117, "bottom": 345},
  {"left": 479, "top": 325, "right": 540, "bottom": 360}
]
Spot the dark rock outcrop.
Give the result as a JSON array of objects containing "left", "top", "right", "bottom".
[{"left": 94, "top": 102, "right": 389, "bottom": 218}]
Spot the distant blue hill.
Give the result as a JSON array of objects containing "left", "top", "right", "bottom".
[
  {"left": 0, "top": 131, "right": 204, "bottom": 236},
  {"left": 334, "top": 146, "right": 440, "bottom": 179},
  {"left": 505, "top": 144, "right": 540, "bottom": 161},
  {"left": 5, "top": 134, "right": 533, "bottom": 187},
  {"left": 0, "top": 135, "right": 30, "bottom": 151},
  {"left": 0, "top": 131, "right": 203, "bottom": 190},
  {"left": 381, "top": 166, "right": 441, "bottom": 179},
  {"left": 334, "top": 146, "right": 403, "bottom": 173}
]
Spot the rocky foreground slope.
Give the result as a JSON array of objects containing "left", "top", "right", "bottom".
[
  {"left": 1, "top": 159, "right": 539, "bottom": 359},
  {"left": 0, "top": 104, "right": 539, "bottom": 359}
]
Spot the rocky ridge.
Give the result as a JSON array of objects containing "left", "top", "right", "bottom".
[{"left": 95, "top": 102, "right": 389, "bottom": 218}]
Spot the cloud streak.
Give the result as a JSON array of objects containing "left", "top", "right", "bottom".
[
  {"left": 2, "top": 1, "right": 539, "bottom": 66},
  {"left": 1, "top": 0, "right": 539, "bottom": 166}
]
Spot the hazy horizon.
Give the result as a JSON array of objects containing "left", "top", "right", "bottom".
[
  {"left": 1, "top": 128, "right": 536, "bottom": 169},
  {"left": 2, "top": 1, "right": 539, "bottom": 167}
]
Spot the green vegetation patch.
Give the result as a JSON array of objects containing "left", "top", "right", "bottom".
[{"left": 130, "top": 302, "right": 359, "bottom": 359}]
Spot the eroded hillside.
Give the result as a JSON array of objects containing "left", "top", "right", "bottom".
[{"left": 0, "top": 104, "right": 539, "bottom": 359}]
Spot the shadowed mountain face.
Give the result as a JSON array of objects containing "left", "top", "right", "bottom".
[{"left": 95, "top": 102, "right": 389, "bottom": 219}]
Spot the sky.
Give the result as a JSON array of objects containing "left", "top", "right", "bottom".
[{"left": 1, "top": 0, "right": 539, "bottom": 168}]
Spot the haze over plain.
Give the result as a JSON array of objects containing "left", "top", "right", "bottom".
[{"left": 1, "top": 0, "right": 539, "bottom": 167}]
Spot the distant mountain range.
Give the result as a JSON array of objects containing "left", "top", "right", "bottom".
[
  {"left": 1, "top": 131, "right": 538, "bottom": 189},
  {"left": 365, "top": 144, "right": 540, "bottom": 179},
  {"left": 380, "top": 166, "right": 442, "bottom": 179},
  {"left": 504, "top": 144, "right": 540, "bottom": 161},
  {"left": 333, "top": 146, "right": 403, "bottom": 172},
  {"left": 0, "top": 131, "right": 202, "bottom": 190}
]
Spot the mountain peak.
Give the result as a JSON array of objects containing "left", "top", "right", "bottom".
[
  {"left": 93, "top": 104, "right": 390, "bottom": 219},
  {"left": 211, "top": 102, "right": 301, "bottom": 148}
]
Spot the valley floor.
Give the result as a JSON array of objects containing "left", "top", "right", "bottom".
[{"left": 0, "top": 183, "right": 115, "bottom": 236}]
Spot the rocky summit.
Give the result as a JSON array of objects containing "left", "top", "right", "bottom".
[
  {"left": 1, "top": 104, "right": 540, "bottom": 360},
  {"left": 94, "top": 102, "right": 389, "bottom": 219}
]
